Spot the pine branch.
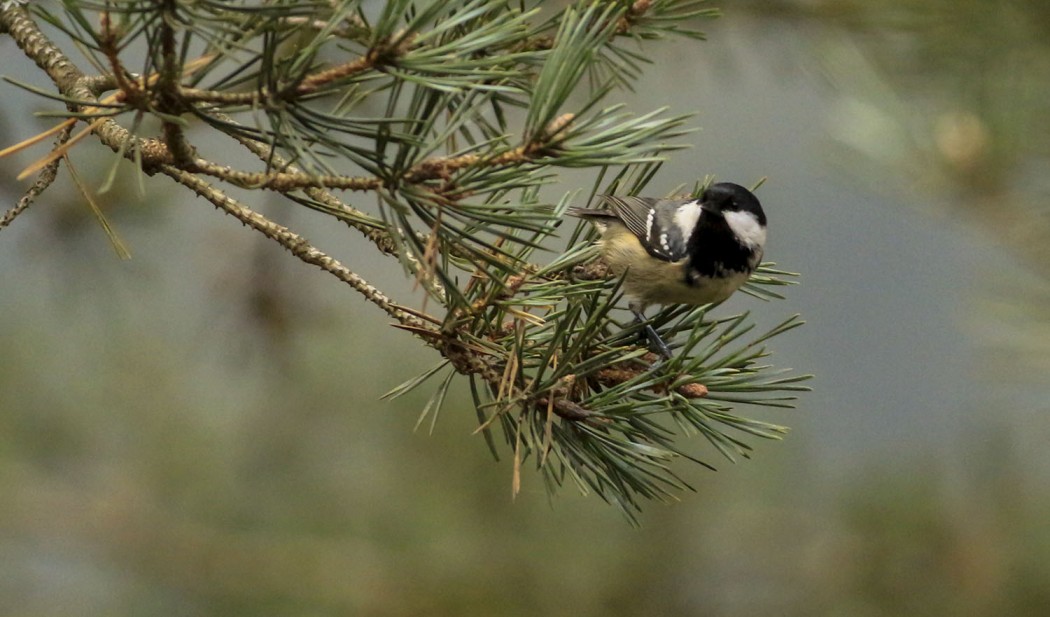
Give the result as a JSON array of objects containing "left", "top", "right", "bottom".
[
  {"left": 1, "top": 0, "right": 810, "bottom": 520},
  {"left": 0, "top": 123, "right": 73, "bottom": 229}
]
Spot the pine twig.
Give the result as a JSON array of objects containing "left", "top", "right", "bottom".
[{"left": 0, "top": 124, "right": 74, "bottom": 230}]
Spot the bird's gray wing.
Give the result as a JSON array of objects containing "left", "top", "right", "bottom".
[
  {"left": 597, "top": 195, "right": 661, "bottom": 240},
  {"left": 599, "top": 195, "right": 698, "bottom": 262}
]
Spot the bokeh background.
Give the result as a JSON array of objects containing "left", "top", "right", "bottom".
[{"left": 3, "top": 1, "right": 1050, "bottom": 615}]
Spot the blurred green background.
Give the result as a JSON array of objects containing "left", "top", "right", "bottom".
[{"left": 3, "top": 1, "right": 1050, "bottom": 615}]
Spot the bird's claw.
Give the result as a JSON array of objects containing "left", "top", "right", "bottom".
[{"left": 630, "top": 307, "right": 673, "bottom": 370}]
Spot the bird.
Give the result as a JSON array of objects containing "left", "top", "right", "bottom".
[{"left": 570, "top": 182, "right": 767, "bottom": 360}]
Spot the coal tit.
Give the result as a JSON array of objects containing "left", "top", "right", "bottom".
[{"left": 571, "top": 182, "right": 767, "bottom": 359}]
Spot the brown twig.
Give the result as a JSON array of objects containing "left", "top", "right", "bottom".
[
  {"left": 0, "top": 124, "right": 74, "bottom": 230},
  {"left": 154, "top": 0, "right": 195, "bottom": 166},
  {"left": 594, "top": 363, "right": 709, "bottom": 399}
]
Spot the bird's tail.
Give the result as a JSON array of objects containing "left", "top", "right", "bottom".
[{"left": 566, "top": 206, "right": 615, "bottom": 220}]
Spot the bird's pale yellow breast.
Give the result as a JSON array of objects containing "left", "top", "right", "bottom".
[{"left": 598, "top": 222, "right": 749, "bottom": 308}]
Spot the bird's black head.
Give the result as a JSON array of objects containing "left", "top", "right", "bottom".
[{"left": 701, "top": 182, "right": 766, "bottom": 227}]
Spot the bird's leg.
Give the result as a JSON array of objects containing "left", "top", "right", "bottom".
[{"left": 630, "top": 304, "right": 673, "bottom": 361}]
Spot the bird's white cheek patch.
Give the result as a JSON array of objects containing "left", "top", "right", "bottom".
[{"left": 724, "top": 211, "right": 767, "bottom": 248}]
